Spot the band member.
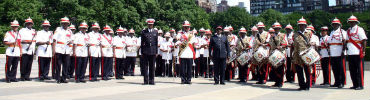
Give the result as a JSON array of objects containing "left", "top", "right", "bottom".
[
  {"left": 155, "top": 29, "right": 165, "bottom": 76},
  {"left": 4, "top": 20, "right": 22, "bottom": 83},
  {"left": 292, "top": 17, "right": 312, "bottom": 90},
  {"left": 19, "top": 17, "right": 36, "bottom": 81},
  {"left": 179, "top": 20, "right": 196, "bottom": 84},
  {"left": 236, "top": 27, "right": 250, "bottom": 83},
  {"left": 285, "top": 24, "right": 295, "bottom": 83},
  {"left": 160, "top": 32, "right": 174, "bottom": 77},
  {"left": 198, "top": 28, "right": 206, "bottom": 77},
  {"left": 249, "top": 26, "right": 258, "bottom": 81},
  {"left": 141, "top": 18, "right": 158, "bottom": 85},
  {"left": 194, "top": 29, "right": 201, "bottom": 78},
  {"left": 319, "top": 26, "right": 331, "bottom": 86},
  {"left": 204, "top": 29, "right": 213, "bottom": 78},
  {"left": 327, "top": 18, "right": 347, "bottom": 88},
  {"left": 53, "top": 17, "right": 73, "bottom": 83},
  {"left": 253, "top": 22, "right": 270, "bottom": 84},
  {"left": 36, "top": 19, "right": 53, "bottom": 81},
  {"left": 101, "top": 25, "right": 114, "bottom": 80},
  {"left": 346, "top": 15, "right": 367, "bottom": 90},
  {"left": 67, "top": 25, "right": 76, "bottom": 79},
  {"left": 73, "top": 21, "right": 89, "bottom": 83},
  {"left": 225, "top": 26, "right": 237, "bottom": 81},
  {"left": 270, "top": 21, "right": 288, "bottom": 88},
  {"left": 126, "top": 29, "right": 139, "bottom": 76},
  {"left": 88, "top": 22, "right": 102, "bottom": 81},
  {"left": 210, "top": 26, "right": 230, "bottom": 85},
  {"left": 113, "top": 26, "right": 126, "bottom": 79},
  {"left": 307, "top": 25, "right": 320, "bottom": 86},
  {"left": 174, "top": 30, "right": 183, "bottom": 77}
]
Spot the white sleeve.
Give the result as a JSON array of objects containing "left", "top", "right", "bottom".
[
  {"left": 35, "top": 31, "right": 42, "bottom": 43},
  {"left": 358, "top": 28, "right": 368, "bottom": 40},
  {"left": 3, "top": 32, "right": 11, "bottom": 42}
]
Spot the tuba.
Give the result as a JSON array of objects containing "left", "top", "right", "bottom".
[{"left": 178, "top": 32, "right": 194, "bottom": 56}]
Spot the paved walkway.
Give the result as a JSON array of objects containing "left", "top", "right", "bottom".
[{"left": 0, "top": 59, "right": 369, "bottom": 100}]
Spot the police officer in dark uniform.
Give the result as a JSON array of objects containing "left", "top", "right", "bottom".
[
  {"left": 209, "top": 26, "right": 230, "bottom": 85},
  {"left": 141, "top": 18, "right": 158, "bottom": 85}
]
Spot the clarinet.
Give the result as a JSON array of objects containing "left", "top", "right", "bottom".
[{"left": 12, "top": 31, "right": 19, "bottom": 53}]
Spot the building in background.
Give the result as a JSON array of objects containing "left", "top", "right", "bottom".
[
  {"left": 196, "top": 0, "right": 217, "bottom": 13},
  {"left": 329, "top": 0, "right": 369, "bottom": 13},
  {"left": 217, "top": 0, "right": 230, "bottom": 12},
  {"left": 250, "top": 0, "right": 329, "bottom": 16}
]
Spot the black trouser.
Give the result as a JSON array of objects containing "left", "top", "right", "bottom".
[
  {"left": 205, "top": 57, "right": 214, "bottom": 77},
  {"left": 194, "top": 57, "right": 201, "bottom": 77},
  {"left": 115, "top": 58, "right": 125, "bottom": 78},
  {"left": 213, "top": 58, "right": 226, "bottom": 83},
  {"left": 75, "top": 57, "right": 88, "bottom": 81},
  {"left": 142, "top": 54, "right": 156, "bottom": 83},
  {"left": 285, "top": 57, "right": 295, "bottom": 82},
  {"left": 140, "top": 55, "right": 144, "bottom": 76},
  {"left": 257, "top": 63, "right": 268, "bottom": 83},
  {"left": 20, "top": 54, "right": 34, "bottom": 79},
  {"left": 68, "top": 56, "right": 76, "bottom": 78},
  {"left": 52, "top": 56, "right": 56, "bottom": 79},
  {"left": 181, "top": 58, "right": 193, "bottom": 83},
  {"left": 125, "top": 57, "right": 136, "bottom": 75},
  {"left": 89, "top": 57, "right": 100, "bottom": 80},
  {"left": 55, "top": 53, "right": 70, "bottom": 81},
  {"left": 348, "top": 55, "right": 364, "bottom": 88},
  {"left": 225, "top": 62, "right": 235, "bottom": 81},
  {"left": 199, "top": 55, "right": 206, "bottom": 76},
  {"left": 5, "top": 56, "right": 19, "bottom": 81},
  {"left": 175, "top": 63, "right": 181, "bottom": 77},
  {"left": 38, "top": 57, "right": 51, "bottom": 79},
  {"left": 155, "top": 55, "right": 163, "bottom": 76},
  {"left": 296, "top": 64, "right": 311, "bottom": 89},
  {"left": 238, "top": 62, "right": 249, "bottom": 82},
  {"left": 102, "top": 57, "right": 113, "bottom": 79},
  {"left": 163, "top": 59, "right": 173, "bottom": 76},
  {"left": 331, "top": 56, "right": 346, "bottom": 85},
  {"left": 321, "top": 57, "right": 331, "bottom": 84},
  {"left": 271, "top": 65, "right": 285, "bottom": 86}
]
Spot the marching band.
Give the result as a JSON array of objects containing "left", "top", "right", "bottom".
[{"left": 2, "top": 16, "right": 367, "bottom": 90}]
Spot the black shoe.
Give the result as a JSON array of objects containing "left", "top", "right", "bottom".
[
  {"left": 45, "top": 77, "right": 51, "bottom": 80},
  {"left": 20, "top": 78, "right": 25, "bottom": 81},
  {"left": 355, "top": 87, "right": 364, "bottom": 90},
  {"left": 80, "top": 80, "right": 86, "bottom": 83},
  {"left": 271, "top": 84, "right": 282, "bottom": 88},
  {"left": 320, "top": 83, "right": 330, "bottom": 86},
  {"left": 330, "top": 84, "right": 339, "bottom": 87},
  {"left": 10, "top": 79, "right": 18, "bottom": 82},
  {"left": 350, "top": 86, "right": 357, "bottom": 89},
  {"left": 149, "top": 82, "right": 155, "bottom": 85},
  {"left": 337, "top": 84, "right": 344, "bottom": 88},
  {"left": 256, "top": 81, "right": 266, "bottom": 84},
  {"left": 5, "top": 80, "right": 11, "bottom": 83},
  {"left": 181, "top": 82, "right": 186, "bottom": 84},
  {"left": 75, "top": 80, "right": 80, "bottom": 83},
  {"left": 214, "top": 82, "right": 219, "bottom": 85},
  {"left": 61, "top": 80, "right": 68, "bottom": 83},
  {"left": 56, "top": 80, "right": 61, "bottom": 84},
  {"left": 39, "top": 78, "right": 45, "bottom": 81},
  {"left": 220, "top": 82, "right": 225, "bottom": 85},
  {"left": 298, "top": 87, "right": 306, "bottom": 91}
]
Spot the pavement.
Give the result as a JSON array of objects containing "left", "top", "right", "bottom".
[{"left": 0, "top": 59, "right": 369, "bottom": 100}]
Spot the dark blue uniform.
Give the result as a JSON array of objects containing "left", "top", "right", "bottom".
[
  {"left": 141, "top": 28, "right": 158, "bottom": 84},
  {"left": 209, "top": 34, "right": 230, "bottom": 84}
]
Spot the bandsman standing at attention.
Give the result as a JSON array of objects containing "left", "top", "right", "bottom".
[
  {"left": 204, "top": 29, "right": 213, "bottom": 78},
  {"left": 292, "top": 17, "right": 312, "bottom": 90},
  {"left": 113, "top": 26, "right": 126, "bottom": 79},
  {"left": 225, "top": 26, "right": 237, "bottom": 81},
  {"left": 210, "top": 26, "right": 230, "bottom": 85},
  {"left": 328, "top": 18, "right": 347, "bottom": 88},
  {"left": 53, "top": 17, "right": 73, "bottom": 83},
  {"left": 179, "top": 20, "right": 196, "bottom": 84},
  {"left": 4, "top": 20, "right": 22, "bottom": 83},
  {"left": 101, "top": 25, "right": 114, "bottom": 80},
  {"left": 307, "top": 25, "right": 320, "bottom": 86},
  {"left": 285, "top": 24, "right": 295, "bottom": 83},
  {"left": 194, "top": 29, "right": 202, "bottom": 78},
  {"left": 235, "top": 27, "right": 251, "bottom": 83},
  {"left": 160, "top": 32, "right": 174, "bottom": 77},
  {"left": 19, "top": 17, "right": 36, "bottom": 81},
  {"left": 253, "top": 22, "right": 270, "bottom": 84},
  {"left": 249, "top": 26, "right": 258, "bottom": 81},
  {"left": 269, "top": 22, "right": 288, "bottom": 88},
  {"left": 319, "top": 26, "right": 331, "bottom": 86},
  {"left": 198, "top": 28, "right": 207, "bottom": 77},
  {"left": 141, "top": 18, "right": 158, "bottom": 85},
  {"left": 72, "top": 21, "right": 89, "bottom": 83},
  {"left": 68, "top": 24, "right": 76, "bottom": 79},
  {"left": 346, "top": 15, "right": 367, "bottom": 90},
  {"left": 88, "top": 22, "right": 102, "bottom": 82},
  {"left": 155, "top": 29, "right": 165, "bottom": 76},
  {"left": 125, "top": 29, "right": 139, "bottom": 76},
  {"left": 36, "top": 19, "right": 53, "bottom": 81}
]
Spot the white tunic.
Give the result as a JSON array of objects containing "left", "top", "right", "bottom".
[
  {"left": 126, "top": 36, "right": 139, "bottom": 57},
  {"left": 286, "top": 32, "right": 294, "bottom": 57},
  {"left": 53, "top": 27, "right": 73, "bottom": 54},
  {"left": 346, "top": 25, "right": 367, "bottom": 55},
  {"left": 160, "top": 40, "right": 174, "bottom": 60},
  {"left": 319, "top": 35, "right": 329, "bottom": 58},
  {"left": 179, "top": 32, "right": 197, "bottom": 59},
  {"left": 73, "top": 31, "right": 89, "bottom": 57},
  {"left": 36, "top": 30, "right": 53, "bottom": 57},
  {"left": 113, "top": 36, "right": 126, "bottom": 58},
  {"left": 328, "top": 28, "right": 347, "bottom": 57},
  {"left": 203, "top": 36, "right": 210, "bottom": 57},
  {"left": 3, "top": 30, "right": 21, "bottom": 57},
  {"left": 87, "top": 31, "right": 102, "bottom": 57},
  {"left": 101, "top": 34, "right": 114, "bottom": 57},
  {"left": 19, "top": 28, "right": 36, "bottom": 55}
]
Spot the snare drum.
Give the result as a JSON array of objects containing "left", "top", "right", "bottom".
[
  {"left": 253, "top": 47, "right": 269, "bottom": 63},
  {"left": 299, "top": 48, "right": 320, "bottom": 65},
  {"left": 268, "top": 49, "right": 286, "bottom": 68},
  {"left": 237, "top": 51, "right": 252, "bottom": 66}
]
